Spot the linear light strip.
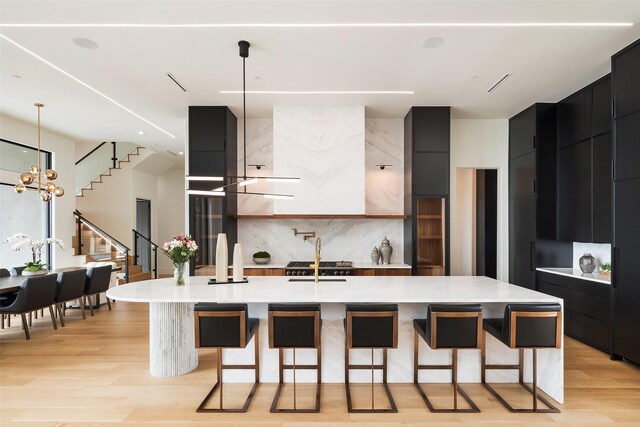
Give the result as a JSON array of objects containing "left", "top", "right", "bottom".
[
  {"left": 220, "top": 90, "right": 414, "bottom": 94},
  {"left": 186, "top": 189, "right": 226, "bottom": 197},
  {"left": 0, "top": 32, "right": 176, "bottom": 139},
  {"left": 0, "top": 22, "right": 633, "bottom": 28},
  {"left": 185, "top": 176, "right": 224, "bottom": 182}
]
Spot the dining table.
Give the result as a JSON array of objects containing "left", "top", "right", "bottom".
[{"left": 0, "top": 267, "right": 93, "bottom": 295}]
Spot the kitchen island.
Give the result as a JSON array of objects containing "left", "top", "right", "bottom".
[{"left": 106, "top": 275, "right": 564, "bottom": 403}]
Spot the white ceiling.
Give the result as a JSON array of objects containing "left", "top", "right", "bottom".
[{"left": 1, "top": 0, "right": 640, "bottom": 153}]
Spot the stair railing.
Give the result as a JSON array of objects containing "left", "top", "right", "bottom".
[
  {"left": 132, "top": 229, "right": 159, "bottom": 279},
  {"left": 75, "top": 141, "right": 140, "bottom": 196},
  {"left": 74, "top": 210, "right": 130, "bottom": 283}
]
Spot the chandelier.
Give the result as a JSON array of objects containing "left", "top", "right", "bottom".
[{"left": 14, "top": 103, "right": 64, "bottom": 202}]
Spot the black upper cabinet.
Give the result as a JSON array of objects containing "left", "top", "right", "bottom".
[
  {"left": 558, "top": 140, "right": 592, "bottom": 242},
  {"left": 509, "top": 107, "right": 536, "bottom": 159},
  {"left": 592, "top": 75, "right": 612, "bottom": 136},
  {"left": 188, "top": 106, "right": 227, "bottom": 152},
  {"left": 614, "top": 110, "right": 640, "bottom": 181},
  {"left": 411, "top": 107, "right": 450, "bottom": 152},
  {"left": 509, "top": 152, "right": 536, "bottom": 198},
  {"left": 613, "top": 39, "right": 640, "bottom": 119},
  {"left": 559, "top": 88, "right": 592, "bottom": 148},
  {"left": 592, "top": 133, "right": 612, "bottom": 243},
  {"left": 413, "top": 152, "right": 449, "bottom": 195}
]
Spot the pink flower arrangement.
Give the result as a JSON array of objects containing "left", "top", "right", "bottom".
[{"left": 162, "top": 233, "right": 198, "bottom": 265}]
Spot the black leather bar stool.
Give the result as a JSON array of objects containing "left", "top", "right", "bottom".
[
  {"left": 413, "top": 304, "right": 482, "bottom": 413},
  {"left": 194, "top": 303, "right": 260, "bottom": 413},
  {"left": 482, "top": 303, "right": 562, "bottom": 413},
  {"left": 344, "top": 303, "right": 398, "bottom": 413},
  {"left": 268, "top": 303, "right": 321, "bottom": 413}
]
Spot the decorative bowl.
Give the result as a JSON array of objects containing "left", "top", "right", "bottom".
[
  {"left": 22, "top": 269, "right": 48, "bottom": 276},
  {"left": 253, "top": 257, "right": 271, "bottom": 265}
]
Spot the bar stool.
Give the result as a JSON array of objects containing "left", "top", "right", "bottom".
[
  {"left": 413, "top": 304, "right": 482, "bottom": 412},
  {"left": 194, "top": 303, "right": 260, "bottom": 413},
  {"left": 481, "top": 303, "right": 562, "bottom": 413},
  {"left": 268, "top": 303, "right": 321, "bottom": 413},
  {"left": 344, "top": 303, "right": 398, "bottom": 413}
]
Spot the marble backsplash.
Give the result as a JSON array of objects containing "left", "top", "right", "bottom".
[
  {"left": 573, "top": 242, "right": 611, "bottom": 271},
  {"left": 238, "top": 218, "right": 404, "bottom": 264}
]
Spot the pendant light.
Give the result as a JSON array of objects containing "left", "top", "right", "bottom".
[
  {"left": 14, "top": 103, "right": 64, "bottom": 202},
  {"left": 214, "top": 40, "right": 299, "bottom": 199}
]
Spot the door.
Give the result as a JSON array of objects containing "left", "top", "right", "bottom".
[
  {"left": 135, "top": 199, "right": 151, "bottom": 273},
  {"left": 476, "top": 170, "right": 497, "bottom": 279}
]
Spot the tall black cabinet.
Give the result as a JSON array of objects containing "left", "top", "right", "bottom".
[
  {"left": 187, "top": 106, "right": 237, "bottom": 276},
  {"left": 508, "top": 104, "right": 559, "bottom": 289},
  {"left": 404, "top": 107, "right": 450, "bottom": 276},
  {"left": 612, "top": 39, "right": 640, "bottom": 365}
]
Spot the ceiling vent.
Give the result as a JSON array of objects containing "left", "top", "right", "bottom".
[
  {"left": 167, "top": 73, "right": 187, "bottom": 92},
  {"left": 166, "top": 150, "right": 178, "bottom": 156},
  {"left": 487, "top": 73, "right": 511, "bottom": 93}
]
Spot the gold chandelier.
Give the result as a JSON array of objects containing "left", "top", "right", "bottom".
[{"left": 14, "top": 103, "right": 64, "bottom": 202}]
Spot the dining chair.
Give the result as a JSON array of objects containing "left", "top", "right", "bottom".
[
  {"left": 1, "top": 268, "right": 15, "bottom": 328},
  {"left": 55, "top": 270, "right": 88, "bottom": 326},
  {"left": 83, "top": 265, "right": 113, "bottom": 316},
  {"left": 0, "top": 268, "right": 10, "bottom": 277},
  {"left": 0, "top": 274, "right": 58, "bottom": 340}
]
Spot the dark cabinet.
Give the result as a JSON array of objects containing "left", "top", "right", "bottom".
[
  {"left": 188, "top": 107, "right": 227, "bottom": 152},
  {"left": 592, "top": 76, "right": 612, "bottom": 136},
  {"left": 559, "top": 88, "right": 592, "bottom": 148},
  {"left": 536, "top": 271, "right": 611, "bottom": 353},
  {"left": 613, "top": 110, "right": 640, "bottom": 182},
  {"left": 592, "top": 133, "right": 612, "bottom": 243},
  {"left": 508, "top": 104, "right": 558, "bottom": 288},
  {"left": 558, "top": 140, "right": 592, "bottom": 242},
  {"left": 612, "top": 179, "right": 640, "bottom": 364},
  {"left": 613, "top": 39, "right": 640, "bottom": 119},
  {"left": 404, "top": 107, "right": 451, "bottom": 275}
]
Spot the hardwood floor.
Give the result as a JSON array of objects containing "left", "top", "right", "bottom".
[{"left": 1, "top": 301, "right": 639, "bottom": 426}]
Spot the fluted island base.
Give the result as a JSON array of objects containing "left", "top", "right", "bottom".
[{"left": 149, "top": 302, "right": 198, "bottom": 377}]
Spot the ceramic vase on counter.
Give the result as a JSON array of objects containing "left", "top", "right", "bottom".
[
  {"left": 371, "top": 247, "right": 381, "bottom": 265},
  {"left": 215, "top": 233, "right": 229, "bottom": 283},
  {"left": 380, "top": 236, "right": 393, "bottom": 265},
  {"left": 579, "top": 253, "right": 597, "bottom": 273},
  {"left": 233, "top": 243, "right": 244, "bottom": 282}
]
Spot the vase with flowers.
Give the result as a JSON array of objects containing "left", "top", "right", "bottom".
[
  {"left": 162, "top": 234, "right": 198, "bottom": 286},
  {"left": 2, "top": 233, "right": 64, "bottom": 275}
]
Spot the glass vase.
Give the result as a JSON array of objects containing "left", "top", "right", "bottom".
[{"left": 173, "top": 262, "right": 186, "bottom": 286}]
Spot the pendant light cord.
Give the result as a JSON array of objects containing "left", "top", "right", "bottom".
[{"left": 243, "top": 55, "right": 247, "bottom": 183}]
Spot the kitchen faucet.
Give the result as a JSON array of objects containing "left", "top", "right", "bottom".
[{"left": 309, "top": 235, "right": 322, "bottom": 283}]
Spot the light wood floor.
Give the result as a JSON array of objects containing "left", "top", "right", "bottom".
[{"left": 1, "top": 302, "right": 639, "bottom": 426}]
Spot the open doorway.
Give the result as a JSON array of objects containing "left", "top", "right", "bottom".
[
  {"left": 135, "top": 198, "right": 151, "bottom": 272},
  {"left": 476, "top": 170, "right": 498, "bottom": 279}
]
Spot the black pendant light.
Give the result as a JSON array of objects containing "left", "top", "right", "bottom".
[{"left": 214, "top": 40, "right": 299, "bottom": 199}]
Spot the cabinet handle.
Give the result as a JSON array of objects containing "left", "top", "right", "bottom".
[
  {"left": 531, "top": 179, "right": 536, "bottom": 194},
  {"left": 611, "top": 161, "right": 615, "bottom": 181},
  {"left": 612, "top": 247, "right": 619, "bottom": 288},
  {"left": 532, "top": 135, "right": 536, "bottom": 149},
  {"left": 530, "top": 242, "right": 536, "bottom": 271}
]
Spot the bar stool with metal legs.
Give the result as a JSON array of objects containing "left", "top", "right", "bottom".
[
  {"left": 481, "top": 303, "right": 562, "bottom": 413},
  {"left": 344, "top": 303, "right": 398, "bottom": 413},
  {"left": 194, "top": 303, "right": 260, "bottom": 413},
  {"left": 268, "top": 303, "right": 322, "bottom": 413},
  {"left": 413, "top": 304, "right": 482, "bottom": 413}
]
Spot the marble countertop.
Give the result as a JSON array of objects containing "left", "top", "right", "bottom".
[
  {"left": 536, "top": 267, "right": 611, "bottom": 285},
  {"left": 107, "top": 275, "right": 562, "bottom": 304},
  {"left": 243, "top": 262, "right": 411, "bottom": 269}
]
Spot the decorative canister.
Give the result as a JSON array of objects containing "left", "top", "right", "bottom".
[
  {"left": 371, "top": 247, "right": 381, "bottom": 265},
  {"left": 579, "top": 253, "right": 597, "bottom": 273},
  {"left": 380, "top": 236, "right": 393, "bottom": 265},
  {"left": 215, "top": 233, "right": 229, "bottom": 283}
]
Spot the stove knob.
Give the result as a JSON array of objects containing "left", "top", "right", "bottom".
[
  {"left": 321, "top": 271, "right": 327, "bottom": 276},
  {"left": 298, "top": 271, "right": 304, "bottom": 276},
  {"left": 340, "top": 271, "right": 346, "bottom": 275},
  {"left": 345, "top": 271, "right": 351, "bottom": 276},
  {"left": 334, "top": 271, "right": 340, "bottom": 276}
]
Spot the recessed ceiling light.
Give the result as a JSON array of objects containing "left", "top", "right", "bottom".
[
  {"left": 254, "top": 75, "right": 261, "bottom": 80},
  {"left": 0, "top": 33, "right": 175, "bottom": 139},
  {"left": 72, "top": 37, "right": 98, "bottom": 49},
  {"left": 422, "top": 36, "right": 444, "bottom": 49},
  {"left": 0, "top": 22, "right": 633, "bottom": 28},
  {"left": 22, "top": 150, "right": 28, "bottom": 153},
  {"left": 220, "top": 90, "right": 414, "bottom": 95},
  {"left": 469, "top": 75, "right": 478, "bottom": 80},
  {"left": 12, "top": 74, "right": 21, "bottom": 79},
  {"left": 178, "top": 151, "right": 184, "bottom": 155},
  {"left": 138, "top": 130, "right": 145, "bottom": 135}
]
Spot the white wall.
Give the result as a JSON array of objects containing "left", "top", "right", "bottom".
[
  {"left": 0, "top": 113, "right": 79, "bottom": 268},
  {"left": 450, "top": 119, "right": 509, "bottom": 280},
  {"left": 157, "top": 169, "right": 186, "bottom": 275}
]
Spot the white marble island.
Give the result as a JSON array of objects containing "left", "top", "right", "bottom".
[{"left": 106, "top": 275, "right": 564, "bottom": 403}]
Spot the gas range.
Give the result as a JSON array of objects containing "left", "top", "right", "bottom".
[{"left": 285, "top": 261, "right": 355, "bottom": 277}]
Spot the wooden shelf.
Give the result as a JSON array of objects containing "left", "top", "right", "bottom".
[
  {"left": 234, "top": 214, "right": 408, "bottom": 219},
  {"left": 418, "top": 236, "right": 443, "bottom": 239},
  {"left": 417, "top": 215, "right": 442, "bottom": 219}
]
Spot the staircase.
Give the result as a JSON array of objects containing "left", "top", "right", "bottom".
[{"left": 76, "top": 145, "right": 144, "bottom": 198}]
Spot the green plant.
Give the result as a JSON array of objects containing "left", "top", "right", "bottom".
[
  {"left": 24, "top": 261, "right": 47, "bottom": 272},
  {"left": 253, "top": 251, "right": 271, "bottom": 258},
  {"left": 600, "top": 262, "right": 612, "bottom": 272}
]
